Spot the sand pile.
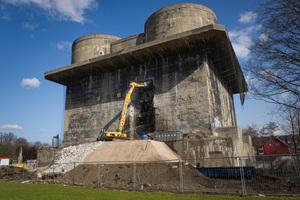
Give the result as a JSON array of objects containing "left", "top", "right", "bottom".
[
  {"left": 37, "top": 140, "right": 178, "bottom": 176},
  {"left": 83, "top": 140, "right": 180, "bottom": 163}
]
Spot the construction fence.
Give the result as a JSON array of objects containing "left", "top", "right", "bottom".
[{"left": 1, "top": 154, "right": 300, "bottom": 196}]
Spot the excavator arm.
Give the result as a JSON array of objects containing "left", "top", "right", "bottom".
[
  {"left": 118, "top": 82, "right": 146, "bottom": 133},
  {"left": 99, "top": 81, "right": 150, "bottom": 140}
]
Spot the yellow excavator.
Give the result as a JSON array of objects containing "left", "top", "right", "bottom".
[
  {"left": 11, "top": 147, "right": 27, "bottom": 169},
  {"left": 97, "top": 81, "right": 151, "bottom": 140}
]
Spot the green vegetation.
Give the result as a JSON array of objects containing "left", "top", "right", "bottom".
[
  {"left": 0, "top": 181, "right": 299, "bottom": 200},
  {"left": 0, "top": 132, "right": 49, "bottom": 161}
]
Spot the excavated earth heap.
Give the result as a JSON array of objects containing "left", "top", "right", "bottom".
[{"left": 84, "top": 140, "right": 180, "bottom": 163}]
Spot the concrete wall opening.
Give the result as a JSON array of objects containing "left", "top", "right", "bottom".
[{"left": 129, "top": 80, "right": 155, "bottom": 138}]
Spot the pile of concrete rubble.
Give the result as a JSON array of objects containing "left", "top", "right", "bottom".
[{"left": 44, "top": 141, "right": 103, "bottom": 174}]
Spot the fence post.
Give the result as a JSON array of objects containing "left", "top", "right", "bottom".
[
  {"left": 279, "top": 155, "right": 285, "bottom": 180},
  {"left": 97, "top": 162, "right": 100, "bottom": 188},
  {"left": 36, "top": 170, "right": 38, "bottom": 182},
  {"left": 6, "top": 165, "right": 9, "bottom": 181},
  {"left": 239, "top": 157, "right": 247, "bottom": 196},
  {"left": 291, "top": 155, "right": 300, "bottom": 184},
  {"left": 133, "top": 161, "right": 136, "bottom": 191},
  {"left": 262, "top": 155, "right": 265, "bottom": 175},
  {"left": 270, "top": 158, "right": 275, "bottom": 177},
  {"left": 52, "top": 164, "right": 55, "bottom": 183},
  {"left": 22, "top": 166, "right": 24, "bottom": 182},
  {"left": 179, "top": 159, "right": 183, "bottom": 193},
  {"left": 73, "top": 162, "right": 76, "bottom": 185}
]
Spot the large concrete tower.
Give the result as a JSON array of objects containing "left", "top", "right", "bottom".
[{"left": 45, "top": 3, "right": 254, "bottom": 165}]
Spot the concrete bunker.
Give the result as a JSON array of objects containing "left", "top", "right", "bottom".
[{"left": 45, "top": 3, "right": 254, "bottom": 165}]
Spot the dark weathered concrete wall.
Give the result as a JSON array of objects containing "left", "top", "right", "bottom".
[
  {"left": 206, "top": 59, "right": 236, "bottom": 128},
  {"left": 63, "top": 48, "right": 236, "bottom": 143},
  {"left": 37, "top": 148, "right": 58, "bottom": 165}
]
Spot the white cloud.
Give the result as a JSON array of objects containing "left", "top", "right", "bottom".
[
  {"left": 1, "top": 3, "right": 11, "bottom": 21},
  {"left": 238, "top": 11, "right": 257, "bottom": 24},
  {"left": 51, "top": 41, "right": 72, "bottom": 51},
  {"left": 1, "top": 124, "right": 23, "bottom": 131},
  {"left": 245, "top": 71, "right": 252, "bottom": 85},
  {"left": 1, "top": 12, "right": 10, "bottom": 21},
  {"left": 259, "top": 33, "right": 269, "bottom": 42},
  {"left": 20, "top": 77, "right": 40, "bottom": 88},
  {"left": 2, "top": 0, "right": 97, "bottom": 23},
  {"left": 280, "top": 92, "right": 289, "bottom": 98},
  {"left": 231, "top": 42, "right": 251, "bottom": 59},
  {"left": 22, "top": 22, "right": 39, "bottom": 30},
  {"left": 39, "top": 129, "right": 46, "bottom": 133},
  {"left": 228, "top": 26, "right": 256, "bottom": 59}
]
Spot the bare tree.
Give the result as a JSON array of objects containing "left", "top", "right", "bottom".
[
  {"left": 281, "top": 106, "right": 300, "bottom": 153},
  {"left": 245, "top": 0, "right": 300, "bottom": 110},
  {"left": 0, "top": 132, "right": 17, "bottom": 158},
  {"left": 242, "top": 123, "right": 260, "bottom": 138},
  {"left": 260, "top": 122, "right": 280, "bottom": 137}
]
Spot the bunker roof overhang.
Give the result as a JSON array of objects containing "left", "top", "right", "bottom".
[{"left": 44, "top": 24, "right": 247, "bottom": 94}]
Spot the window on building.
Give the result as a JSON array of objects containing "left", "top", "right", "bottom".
[
  {"left": 269, "top": 143, "right": 273, "bottom": 146},
  {"left": 276, "top": 142, "right": 280, "bottom": 145}
]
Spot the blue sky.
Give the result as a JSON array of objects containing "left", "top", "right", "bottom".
[{"left": 0, "top": 0, "right": 278, "bottom": 144}]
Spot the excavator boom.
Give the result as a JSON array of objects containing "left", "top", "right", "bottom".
[
  {"left": 18, "top": 147, "right": 22, "bottom": 164},
  {"left": 119, "top": 82, "right": 147, "bottom": 133},
  {"left": 99, "top": 81, "right": 150, "bottom": 140}
]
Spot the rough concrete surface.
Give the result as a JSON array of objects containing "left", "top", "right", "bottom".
[{"left": 45, "top": 3, "right": 248, "bottom": 147}]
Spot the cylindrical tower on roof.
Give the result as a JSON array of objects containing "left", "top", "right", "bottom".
[
  {"left": 71, "top": 34, "right": 121, "bottom": 64},
  {"left": 144, "top": 3, "right": 217, "bottom": 42}
]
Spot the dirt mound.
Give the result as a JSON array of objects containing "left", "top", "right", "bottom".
[
  {"left": 56, "top": 162, "right": 300, "bottom": 194},
  {"left": 0, "top": 166, "right": 33, "bottom": 180},
  {"left": 84, "top": 140, "right": 179, "bottom": 163},
  {"left": 56, "top": 162, "right": 215, "bottom": 190}
]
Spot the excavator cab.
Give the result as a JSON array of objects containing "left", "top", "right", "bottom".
[{"left": 97, "top": 128, "right": 127, "bottom": 141}]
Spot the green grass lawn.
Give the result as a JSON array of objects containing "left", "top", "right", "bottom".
[{"left": 0, "top": 181, "right": 298, "bottom": 200}]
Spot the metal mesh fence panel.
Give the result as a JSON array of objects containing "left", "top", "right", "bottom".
[
  {"left": 243, "top": 154, "right": 300, "bottom": 195},
  {"left": 1, "top": 154, "right": 300, "bottom": 196},
  {"left": 183, "top": 157, "right": 248, "bottom": 195},
  {"left": 134, "top": 160, "right": 181, "bottom": 192}
]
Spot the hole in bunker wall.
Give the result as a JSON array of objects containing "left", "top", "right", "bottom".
[{"left": 131, "top": 80, "right": 155, "bottom": 138}]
